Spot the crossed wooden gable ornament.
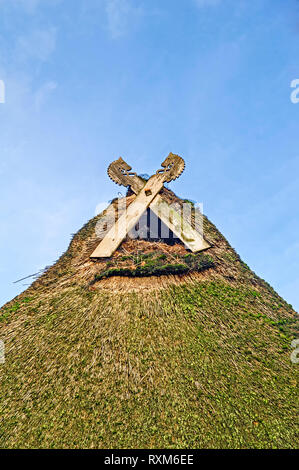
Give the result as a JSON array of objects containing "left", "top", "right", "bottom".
[{"left": 90, "top": 153, "right": 210, "bottom": 258}]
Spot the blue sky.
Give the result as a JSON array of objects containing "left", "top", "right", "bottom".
[{"left": 0, "top": 0, "right": 299, "bottom": 311}]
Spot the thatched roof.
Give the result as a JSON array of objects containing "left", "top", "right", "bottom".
[{"left": 0, "top": 190, "right": 298, "bottom": 448}]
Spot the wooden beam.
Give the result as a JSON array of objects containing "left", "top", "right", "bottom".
[
  {"left": 90, "top": 174, "right": 165, "bottom": 258},
  {"left": 107, "top": 160, "right": 210, "bottom": 252},
  {"left": 107, "top": 157, "right": 145, "bottom": 194},
  {"left": 150, "top": 196, "right": 210, "bottom": 252},
  {"left": 91, "top": 155, "right": 211, "bottom": 258}
]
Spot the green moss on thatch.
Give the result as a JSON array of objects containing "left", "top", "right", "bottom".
[
  {"left": 92, "top": 254, "right": 215, "bottom": 283},
  {"left": 0, "top": 189, "right": 298, "bottom": 449},
  {"left": 0, "top": 279, "right": 297, "bottom": 449}
]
